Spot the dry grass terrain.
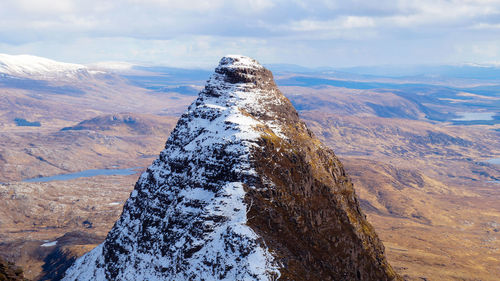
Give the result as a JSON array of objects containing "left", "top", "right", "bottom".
[
  {"left": 301, "top": 111, "right": 500, "bottom": 281},
  {"left": 0, "top": 79, "right": 499, "bottom": 280},
  {"left": 0, "top": 113, "right": 178, "bottom": 182},
  {"left": 0, "top": 175, "right": 137, "bottom": 279}
]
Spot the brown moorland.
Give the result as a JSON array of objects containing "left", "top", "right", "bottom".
[{"left": 0, "top": 76, "right": 499, "bottom": 280}]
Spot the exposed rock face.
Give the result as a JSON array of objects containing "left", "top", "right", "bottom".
[
  {"left": 0, "top": 257, "right": 26, "bottom": 281},
  {"left": 63, "top": 55, "right": 401, "bottom": 280}
]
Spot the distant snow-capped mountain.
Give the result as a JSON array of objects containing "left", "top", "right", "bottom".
[{"left": 0, "top": 53, "right": 95, "bottom": 80}]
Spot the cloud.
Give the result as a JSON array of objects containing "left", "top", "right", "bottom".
[
  {"left": 1, "top": 0, "right": 500, "bottom": 66},
  {"left": 471, "top": 22, "right": 500, "bottom": 29},
  {"left": 289, "top": 16, "right": 376, "bottom": 32},
  {"left": 11, "top": 0, "right": 75, "bottom": 14}
]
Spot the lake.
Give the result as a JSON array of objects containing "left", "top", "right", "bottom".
[
  {"left": 485, "top": 158, "right": 500, "bottom": 184},
  {"left": 487, "top": 158, "right": 500, "bottom": 165},
  {"left": 452, "top": 112, "right": 495, "bottom": 121},
  {"left": 23, "top": 167, "right": 143, "bottom": 183}
]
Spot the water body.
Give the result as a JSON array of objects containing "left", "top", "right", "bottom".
[
  {"left": 487, "top": 158, "right": 500, "bottom": 165},
  {"left": 23, "top": 167, "right": 142, "bottom": 183},
  {"left": 485, "top": 158, "right": 500, "bottom": 183},
  {"left": 452, "top": 112, "right": 495, "bottom": 121}
]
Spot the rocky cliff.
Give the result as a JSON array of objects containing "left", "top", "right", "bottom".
[
  {"left": 0, "top": 257, "right": 27, "bottom": 281},
  {"left": 63, "top": 55, "right": 400, "bottom": 280}
]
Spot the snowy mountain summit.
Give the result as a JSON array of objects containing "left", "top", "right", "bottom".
[
  {"left": 63, "top": 55, "right": 401, "bottom": 281},
  {"left": 0, "top": 53, "right": 96, "bottom": 80}
]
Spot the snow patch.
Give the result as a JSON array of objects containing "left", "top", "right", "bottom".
[
  {"left": 40, "top": 241, "right": 57, "bottom": 247},
  {"left": 220, "top": 55, "right": 264, "bottom": 70}
]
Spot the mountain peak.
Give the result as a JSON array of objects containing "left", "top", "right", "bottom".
[
  {"left": 208, "top": 55, "right": 274, "bottom": 90},
  {"left": 198, "top": 55, "right": 292, "bottom": 134},
  {"left": 63, "top": 56, "right": 400, "bottom": 281},
  {"left": 218, "top": 55, "right": 264, "bottom": 70}
]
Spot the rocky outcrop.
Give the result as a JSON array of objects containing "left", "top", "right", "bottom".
[
  {"left": 0, "top": 257, "right": 27, "bottom": 281},
  {"left": 63, "top": 55, "right": 401, "bottom": 280}
]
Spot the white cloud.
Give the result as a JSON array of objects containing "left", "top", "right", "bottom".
[
  {"left": 2, "top": 0, "right": 500, "bottom": 66},
  {"left": 125, "top": 0, "right": 224, "bottom": 11},
  {"left": 471, "top": 22, "right": 500, "bottom": 29},
  {"left": 11, "top": 0, "right": 75, "bottom": 14},
  {"left": 289, "top": 16, "right": 375, "bottom": 32}
]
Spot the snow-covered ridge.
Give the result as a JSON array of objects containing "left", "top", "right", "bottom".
[
  {"left": 218, "top": 55, "right": 264, "bottom": 71},
  {"left": 0, "top": 53, "right": 97, "bottom": 79},
  {"left": 63, "top": 55, "right": 282, "bottom": 280},
  {"left": 0, "top": 53, "right": 152, "bottom": 80}
]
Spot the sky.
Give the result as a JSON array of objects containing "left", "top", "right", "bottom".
[{"left": 1, "top": 0, "right": 500, "bottom": 68}]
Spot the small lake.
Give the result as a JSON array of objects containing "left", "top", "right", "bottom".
[
  {"left": 452, "top": 112, "right": 495, "bottom": 121},
  {"left": 23, "top": 167, "right": 143, "bottom": 183},
  {"left": 485, "top": 158, "right": 500, "bottom": 183},
  {"left": 486, "top": 158, "right": 500, "bottom": 165}
]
